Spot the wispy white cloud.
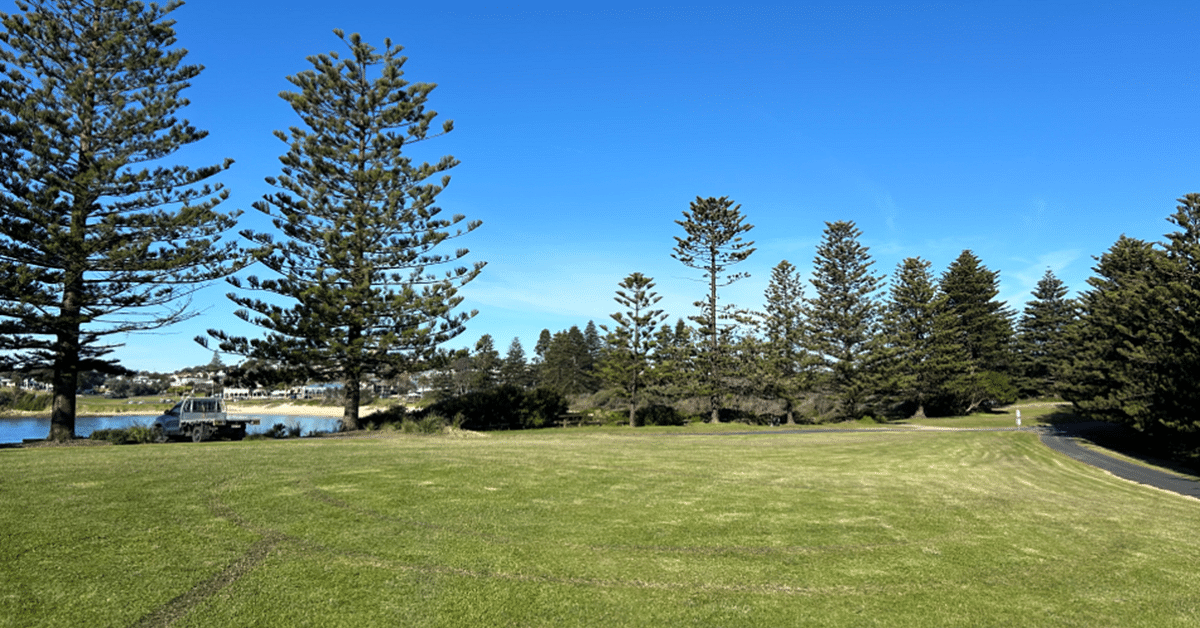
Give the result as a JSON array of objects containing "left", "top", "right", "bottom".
[
  {"left": 999, "top": 248, "right": 1085, "bottom": 307},
  {"left": 876, "top": 192, "right": 899, "bottom": 232}
]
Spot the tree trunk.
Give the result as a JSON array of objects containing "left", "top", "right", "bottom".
[
  {"left": 48, "top": 270, "right": 83, "bottom": 441},
  {"left": 627, "top": 377, "right": 637, "bottom": 427},
  {"left": 341, "top": 379, "right": 360, "bottom": 432},
  {"left": 708, "top": 250, "right": 720, "bottom": 423},
  {"left": 48, "top": 335, "right": 79, "bottom": 441}
]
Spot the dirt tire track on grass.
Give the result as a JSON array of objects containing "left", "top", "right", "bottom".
[
  {"left": 131, "top": 534, "right": 282, "bottom": 628},
  {"left": 131, "top": 500, "right": 284, "bottom": 628}
]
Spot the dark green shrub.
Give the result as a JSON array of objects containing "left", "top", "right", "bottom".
[
  {"left": 600, "top": 410, "right": 628, "bottom": 426},
  {"left": 89, "top": 425, "right": 153, "bottom": 444},
  {"left": 90, "top": 428, "right": 129, "bottom": 444},
  {"left": 401, "top": 413, "right": 446, "bottom": 434},
  {"left": 717, "top": 407, "right": 757, "bottom": 424},
  {"left": 126, "top": 425, "right": 154, "bottom": 443},
  {"left": 636, "top": 404, "right": 688, "bottom": 426},
  {"left": 424, "top": 385, "right": 568, "bottom": 431},
  {"left": 524, "top": 387, "right": 569, "bottom": 428}
]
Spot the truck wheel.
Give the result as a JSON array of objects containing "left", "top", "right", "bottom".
[
  {"left": 191, "top": 425, "right": 209, "bottom": 443},
  {"left": 152, "top": 425, "right": 168, "bottom": 444}
]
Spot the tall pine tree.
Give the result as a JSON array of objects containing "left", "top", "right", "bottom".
[
  {"left": 671, "top": 196, "right": 755, "bottom": 422},
  {"left": 755, "top": 260, "right": 816, "bottom": 424},
  {"left": 1014, "top": 269, "right": 1076, "bottom": 397},
  {"left": 468, "top": 334, "right": 500, "bottom": 392},
  {"left": 0, "top": 0, "right": 241, "bottom": 440},
  {"left": 934, "top": 250, "right": 1016, "bottom": 414},
  {"left": 1060, "top": 236, "right": 1166, "bottom": 432},
  {"left": 879, "top": 257, "right": 946, "bottom": 417},
  {"left": 499, "top": 337, "right": 531, "bottom": 389},
  {"left": 540, "top": 326, "right": 596, "bottom": 395},
  {"left": 1156, "top": 194, "right": 1200, "bottom": 433},
  {"left": 599, "top": 272, "right": 668, "bottom": 426},
  {"left": 203, "top": 32, "right": 483, "bottom": 431},
  {"left": 806, "top": 221, "right": 883, "bottom": 420}
]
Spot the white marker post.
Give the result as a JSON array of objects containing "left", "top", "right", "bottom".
[{"left": 1016, "top": 409, "right": 1022, "bottom": 428}]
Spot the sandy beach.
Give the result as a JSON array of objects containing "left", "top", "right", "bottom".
[{"left": 225, "top": 402, "right": 396, "bottom": 417}]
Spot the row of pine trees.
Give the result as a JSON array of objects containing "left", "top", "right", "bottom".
[{"left": 441, "top": 196, "right": 1200, "bottom": 440}]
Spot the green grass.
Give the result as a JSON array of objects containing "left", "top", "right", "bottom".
[
  {"left": 59, "top": 394, "right": 174, "bottom": 416},
  {"left": 2, "top": 427, "right": 1198, "bottom": 627},
  {"left": 896, "top": 402, "right": 1071, "bottom": 429}
]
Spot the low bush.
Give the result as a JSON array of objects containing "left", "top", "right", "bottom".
[
  {"left": 636, "top": 404, "right": 689, "bottom": 426},
  {"left": 421, "top": 385, "right": 568, "bottom": 431},
  {"left": 401, "top": 413, "right": 447, "bottom": 434},
  {"left": 89, "top": 425, "right": 154, "bottom": 445}
]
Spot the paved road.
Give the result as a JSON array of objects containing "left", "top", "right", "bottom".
[{"left": 1037, "top": 424, "right": 1200, "bottom": 499}]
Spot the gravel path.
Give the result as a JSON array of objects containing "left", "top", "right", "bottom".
[{"left": 1038, "top": 423, "right": 1200, "bottom": 499}]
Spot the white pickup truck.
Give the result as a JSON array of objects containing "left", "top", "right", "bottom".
[{"left": 151, "top": 397, "right": 259, "bottom": 443}]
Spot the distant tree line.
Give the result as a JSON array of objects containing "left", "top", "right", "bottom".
[{"left": 441, "top": 195, "right": 1199, "bottom": 447}]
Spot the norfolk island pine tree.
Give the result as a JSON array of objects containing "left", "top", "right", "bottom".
[
  {"left": 202, "top": 32, "right": 483, "bottom": 431},
  {"left": 0, "top": 0, "right": 242, "bottom": 440},
  {"left": 671, "top": 196, "right": 755, "bottom": 423}
]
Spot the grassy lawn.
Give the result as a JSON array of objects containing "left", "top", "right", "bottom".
[
  {"left": 895, "top": 401, "right": 1070, "bottom": 429},
  {"left": 2, "top": 427, "right": 1198, "bottom": 627}
]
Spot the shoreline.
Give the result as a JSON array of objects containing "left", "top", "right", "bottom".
[{"left": 2, "top": 402, "right": 401, "bottom": 420}]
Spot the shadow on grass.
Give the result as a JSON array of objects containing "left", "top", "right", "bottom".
[{"left": 1044, "top": 408, "right": 1200, "bottom": 477}]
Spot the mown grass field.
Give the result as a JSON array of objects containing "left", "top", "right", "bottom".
[{"left": 2, "top": 424, "right": 1198, "bottom": 627}]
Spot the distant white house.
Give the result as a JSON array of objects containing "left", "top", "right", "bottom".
[
  {"left": 221, "top": 387, "right": 269, "bottom": 400},
  {"left": 301, "top": 383, "right": 343, "bottom": 398}
]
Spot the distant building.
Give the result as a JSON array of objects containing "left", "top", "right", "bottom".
[{"left": 301, "top": 383, "right": 343, "bottom": 399}]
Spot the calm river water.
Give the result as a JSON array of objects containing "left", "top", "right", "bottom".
[{"left": 0, "top": 414, "right": 343, "bottom": 444}]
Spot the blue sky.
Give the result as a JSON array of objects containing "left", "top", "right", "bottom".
[{"left": 28, "top": 0, "right": 1200, "bottom": 373}]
